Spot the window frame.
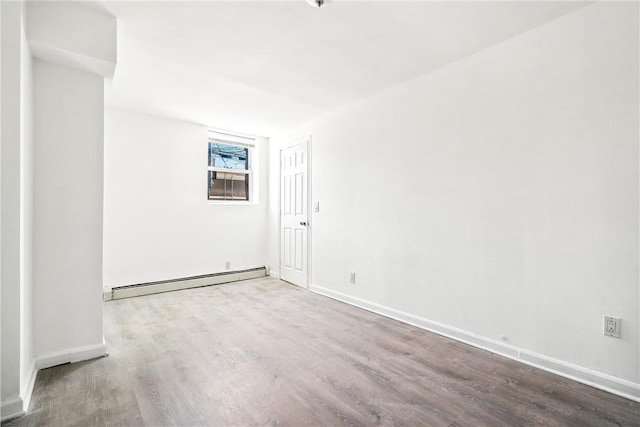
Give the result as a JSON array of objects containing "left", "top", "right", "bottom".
[{"left": 207, "top": 131, "right": 255, "bottom": 204}]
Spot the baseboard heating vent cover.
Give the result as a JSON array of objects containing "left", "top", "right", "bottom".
[{"left": 109, "top": 267, "right": 266, "bottom": 300}]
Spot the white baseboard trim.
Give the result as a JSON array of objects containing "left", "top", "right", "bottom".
[
  {"left": 35, "top": 342, "right": 108, "bottom": 370},
  {"left": 1, "top": 397, "right": 25, "bottom": 423},
  {"left": 110, "top": 267, "right": 267, "bottom": 300},
  {"left": 0, "top": 362, "right": 37, "bottom": 422},
  {"left": 2, "top": 344, "right": 106, "bottom": 421},
  {"left": 309, "top": 284, "right": 640, "bottom": 403},
  {"left": 268, "top": 270, "right": 280, "bottom": 279},
  {"left": 518, "top": 349, "right": 640, "bottom": 401},
  {"left": 21, "top": 362, "right": 37, "bottom": 414}
]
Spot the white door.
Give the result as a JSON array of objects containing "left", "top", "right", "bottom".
[{"left": 280, "top": 140, "right": 309, "bottom": 287}]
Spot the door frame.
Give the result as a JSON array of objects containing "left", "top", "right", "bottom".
[{"left": 279, "top": 136, "right": 312, "bottom": 288}]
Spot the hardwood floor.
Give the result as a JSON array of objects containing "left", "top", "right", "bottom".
[{"left": 5, "top": 277, "right": 639, "bottom": 426}]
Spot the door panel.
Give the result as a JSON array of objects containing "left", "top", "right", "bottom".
[
  {"left": 280, "top": 140, "right": 308, "bottom": 287},
  {"left": 283, "top": 228, "right": 292, "bottom": 268}
]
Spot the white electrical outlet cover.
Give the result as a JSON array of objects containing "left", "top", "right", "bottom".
[{"left": 603, "top": 316, "right": 621, "bottom": 338}]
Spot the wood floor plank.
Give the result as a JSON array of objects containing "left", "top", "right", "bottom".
[{"left": 4, "top": 277, "right": 639, "bottom": 427}]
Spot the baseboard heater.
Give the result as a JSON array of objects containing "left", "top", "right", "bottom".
[{"left": 108, "top": 267, "right": 267, "bottom": 300}]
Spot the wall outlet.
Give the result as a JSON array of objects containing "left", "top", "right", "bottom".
[
  {"left": 225, "top": 261, "right": 231, "bottom": 270},
  {"left": 349, "top": 272, "right": 356, "bottom": 284},
  {"left": 603, "top": 316, "right": 621, "bottom": 338}
]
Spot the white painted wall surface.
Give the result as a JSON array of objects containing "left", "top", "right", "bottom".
[
  {"left": 19, "top": 8, "right": 34, "bottom": 403},
  {"left": 1, "top": 0, "right": 23, "bottom": 405},
  {"left": 0, "top": 0, "right": 3, "bottom": 405},
  {"left": 26, "top": 1, "right": 117, "bottom": 79},
  {"left": 1, "top": 2, "right": 35, "bottom": 416},
  {"left": 33, "top": 60, "right": 104, "bottom": 357},
  {"left": 269, "top": 2, "right": 639, "bottom": 387},
  {"left": 103, "top": 108, "right": 268, "bottom": 289},
  {"left": 2, "top": 2, "right": 114, "bottom": 417}
]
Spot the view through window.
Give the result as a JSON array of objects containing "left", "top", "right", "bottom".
[{"left": 207, "top": 137, "right": 252, "bottom": 201}]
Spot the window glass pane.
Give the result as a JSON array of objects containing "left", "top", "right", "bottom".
[
  {"left": 208, "top": 171, "right": 248, "bottom": 201},
  {"left": 208, "top": 141, "right": 248, "bottom": 170}
]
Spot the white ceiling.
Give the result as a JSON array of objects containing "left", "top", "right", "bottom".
[{"left": 102, "top": 1, "right": 588, "bottom": 137}]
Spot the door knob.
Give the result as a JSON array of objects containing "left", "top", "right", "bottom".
[{"left": 300, "top": 221, "right": 308, "bottom": 226}]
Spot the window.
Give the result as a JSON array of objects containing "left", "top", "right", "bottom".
[{"left": 207, "top": 133, "right": 254, "bottom": 201}]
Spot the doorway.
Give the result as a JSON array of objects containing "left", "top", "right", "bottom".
[{"left": 279, "top": 138, "right": 310, "bottom": 288}]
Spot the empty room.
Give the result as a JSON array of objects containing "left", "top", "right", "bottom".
[{"left": 1, "top": 0, "right": 639, "bottom": 425}]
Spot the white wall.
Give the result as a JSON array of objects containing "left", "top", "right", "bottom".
[
  {"left": 2, "top": 2, "right": 113, "bottom": 419},
  {"left": 103, "top": 108, "right": 268, "bottom": 288},
  {"left": 19, "top": 6, "right": 34, "bottom": 404},
  {"left": 33, "top": 60, "right": 104, "bottom": 357},
  {"left": 1, "top": 0, "right": 3, "bottom": 405},
  {"left": 1, "top": 1, "right": 35, "bottom": 418},
  {"left": 1, "top": 0, "right": 24, "bottom": 406},
  {"left": 269, "top": 2, "right": 639, "bottom": 393},
  {"left": 27, "top": 1, "right": 116, "bottom": 65},
  {"left": 26, "top": 1, "right": 117, "bottom": 79}
]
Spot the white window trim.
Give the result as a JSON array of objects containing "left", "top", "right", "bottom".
[{"left": 207, "top": 131, "right": 256, "bottom": 204}]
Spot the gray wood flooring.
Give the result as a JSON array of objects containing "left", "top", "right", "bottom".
[{"left": 5, "top": 277, "right": 640, "bottom": 426}]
